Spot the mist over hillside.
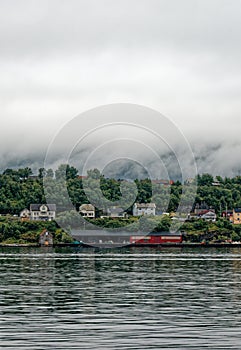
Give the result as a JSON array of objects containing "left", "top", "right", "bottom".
[{"left": 0, "top": 138, "right": 240, "bottom": 179}]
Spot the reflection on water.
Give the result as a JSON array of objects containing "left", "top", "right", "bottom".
[{"left": 1, "top": 246, "right": 241, "bottom": 349}]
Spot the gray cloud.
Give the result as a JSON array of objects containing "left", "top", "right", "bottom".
[
  {"left": 0, "top": 0, "right": 241, "bottom": 175},
  {"left": 0, "top": 0, "right": 240, "bottom": 56}
]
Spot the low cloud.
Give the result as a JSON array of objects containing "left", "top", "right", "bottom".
[{"left": 0, "top": 0, "right": 240, "bottom": 176}]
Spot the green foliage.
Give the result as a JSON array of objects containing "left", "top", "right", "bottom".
[
  {"left": 2, "top": 166, "right": 241, "bottom": 243},
  {"left": 54, "top": 228, "right": 73, "bottom": 243},
  {"left": 231, "top": 231, "right": 241, "bottom": 241},
  {"left": 197, "top": 173, "right": 214, "bottom": 186},
  {"left": 134, "top": 179, "right": 152, "bottom": 203},
  {"left": 0, "top": 216, "right": 73, "bottom": 244},
  {"left": 57, "top": 210, "right": 84, "bottom": 228},
  {"left": 153, "top": 215, "right": 171, "bottom": 232},
  {"left": 3, "top": 165, "right": 241, "bottom": 218}
]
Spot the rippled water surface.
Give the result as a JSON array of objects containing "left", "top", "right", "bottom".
[{"left": 1, "top": 246, "right": 241, "bottom": 349}]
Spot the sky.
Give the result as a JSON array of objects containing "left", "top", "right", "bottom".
[{"left": 1, "top": 0, "right": 241, "bottom": 176}]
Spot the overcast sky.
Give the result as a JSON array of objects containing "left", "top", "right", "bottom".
[{"left": 1, "top": 0, "right": 241, "bottom": 176}]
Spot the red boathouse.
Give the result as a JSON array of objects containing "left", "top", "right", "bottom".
[{"left": 130, "top": 231, "right": 183, "bottom": 244}]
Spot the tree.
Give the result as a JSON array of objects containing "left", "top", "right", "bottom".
[
  {"left": 17, "top": 167, "right": 33, "bottom": 179},
  {"left": 87, "top": 168, "right": 101, "bottom": 180},
  {"left": 46, "top": 169, "right": 54, "bottom": 178},
  {"left": 66, "top": 165, "right": 78, "bottom": 180},
  {"left": 38, "top": 168, "right": 46, "bottom": 179},
  {"left": 197, "top": 173, "right": 214, "bottom": 186},
  {"left": 55, "top": 164, "right": 68, "bottom": 181}
]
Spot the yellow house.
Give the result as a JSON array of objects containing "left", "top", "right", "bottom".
[{"left": 233, "top": 208, "right": 241, "bottom": 224}]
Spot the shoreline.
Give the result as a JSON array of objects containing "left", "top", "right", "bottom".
[{"left": 1, "top": 242, "right": 241, "bottom": 248}]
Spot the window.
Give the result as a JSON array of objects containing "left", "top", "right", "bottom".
[{"left": 40, "top": 205, "right": 47, "bottom": 212}]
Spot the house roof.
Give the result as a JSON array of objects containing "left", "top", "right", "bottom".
[
  {"left": 149, "top": 231, "right": 182, "bottom": 236},
  {"left": 135, "top": 203, "right": 156, "bottom": 208},
  {"left": 79, "top": 204, "right": 95, "bottom": 211},
  {"left": 30, "top": 204, "right": 56, "bottom": 211},
  {"left": 199, "top": 210, "right": 216, "bottom": 216}
]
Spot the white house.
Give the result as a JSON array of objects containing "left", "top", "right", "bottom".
[
  {"left": 199, "top": 210, "right": 216, "bottom": 222},
  {"left": 79, "top": 204, "right": 95, "bottom": 218},
  {"left": 133, "top": 203, "right": 156, "bottom": 216},
  {"left": 20, "top": 204, "right": 56, "bottom": 221}
]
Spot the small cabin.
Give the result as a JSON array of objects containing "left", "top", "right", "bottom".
[{"left": 39, "top": 230, "right": 53, "bottom": 246}]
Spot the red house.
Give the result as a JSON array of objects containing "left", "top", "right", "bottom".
[{"left": 130, "top": 232, "right": 183, "bottom": 244}]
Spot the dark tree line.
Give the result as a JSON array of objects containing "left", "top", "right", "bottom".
[{"left": 1, "top": 166, "right": 241, "bottom": 216}]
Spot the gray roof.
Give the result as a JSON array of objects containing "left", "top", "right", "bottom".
[
  {"left": 150, "top": 231, "right": 182, "bottom": 236},
  {"left": 30, "top": 204, "right": 56, "bottom": 211},
  {"left": 79, "top": 204, "right": 95, "bottom": 211},
  {"left": 201, "top": 211, "right": 216, "bottom": 216},
  {"left": 135, "top": 203, "right": 156, "bottom": 208}
]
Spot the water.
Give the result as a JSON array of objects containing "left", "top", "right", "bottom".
[{"left": 1, "top": 246, "right": 241, "bottom": 349}]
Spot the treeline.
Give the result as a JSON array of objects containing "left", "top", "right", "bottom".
[{"left": 1, "top": 165, "right": 241, "bottom": 215}]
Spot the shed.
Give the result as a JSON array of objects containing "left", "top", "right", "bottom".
[{"left": 39, "top": 230, "right": 53, "bottom": 246}]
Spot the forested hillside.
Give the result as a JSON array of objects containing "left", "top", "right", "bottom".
[
  {"left": 1, "top": 165, "right": 241, "bottom": 215},
  {"left": 1, "top": 165, "right": 241, "bottom": 243}
]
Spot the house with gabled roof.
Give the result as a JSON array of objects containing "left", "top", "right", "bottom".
[
  {"left": 79, "top": 204, "right": 95, "bottom": 218},
  {"left": 30, "top": 204, "right": 56, "bottom": 221},
  {"left": 133, "top": 203, "right": 156, "bottom": 216},
  {"left": 20, "top": 204, "right": 56, "bottom": 221},
  {"left": 199, "top": 209, "right": 216, "bottom": 222}
]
